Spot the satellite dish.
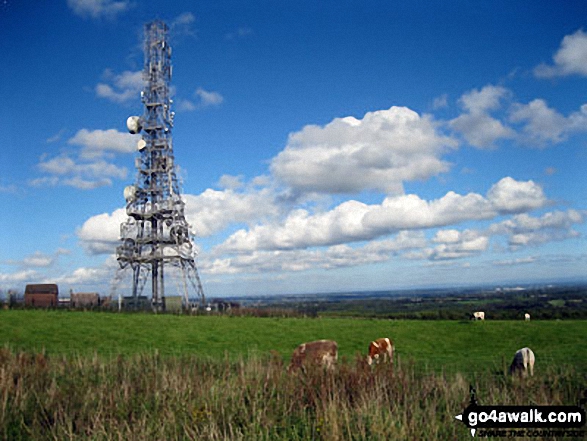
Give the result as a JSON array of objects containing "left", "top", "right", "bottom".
[
  {"left": 126, "top": 116, "right": 142, "bottom": 134},
  {"left": 137, "top": 139, "right": 147, "bottom": 151},
  {"left": 123, "top": 185, "right": 137, "bottom": 203}
]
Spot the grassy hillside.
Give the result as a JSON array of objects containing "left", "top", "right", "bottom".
[
  {"left": 1, "top": 310, "right": 585, "bottom": 440},
  {"left": 1, "top": 310, "right": 585, "bottom": 373}
]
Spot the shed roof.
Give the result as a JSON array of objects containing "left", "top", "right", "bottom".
[{"left": 25, "top": 284, "right": 58, "bottom": 295}]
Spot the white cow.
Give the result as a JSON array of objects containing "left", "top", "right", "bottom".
[
  {"left": 288, "top": 340, "right": 338, "bottom": 372},
  {"left": 471, "top": 311, "right": 485, "bottom": 320},
  {"left": 509, "top": 347, "right": 535, "bottom": 377},
  {"left": 524, "top": 313, "right": 531, "bottom": 321}
]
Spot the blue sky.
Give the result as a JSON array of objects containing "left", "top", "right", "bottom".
[{"left": 1, "top": 0, "right": 586, "bottom": 297}]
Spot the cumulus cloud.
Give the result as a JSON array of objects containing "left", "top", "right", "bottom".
[
  {"left": 509, "top": 99, "right": 569, "bottom": 145},
  {"left": 35, "top": 155, "right": 128, "bottom": 189},
  {"left": 450, "top": 85, "right": 515, "bottom": 148},
  {"left": 489, "top": 209, "right": 585, "bottom": 249},
  {"left": 203, "top": 231, "right": 426, "bottom": 275},
  {"left": 32, "top": 128, "right": 136, "bottom": 190},
  {"left": 271, "top": 106, "right": 457, "bottom": 195},
  {"left": 485, "top": 177, "right": 546, "bottom": 213},
  {"left": 184, "top": 187, "right": 281, "bottom": 237},
  {"left": 215, "top": 177, "right": 547, "bottom": 253},
  {"left": 509, "top": 100, "right": 587, "bottom": 146},
  {"left": 67, "top": 0, "right": 131, "bottom": 19},
  {"left": 76, "top": 208, "right": 129, "bottom": 254},
  {"left": 69, "top": 128, "right": 138, "bottom": 159},
  {"left": 426, "top": 230, "right": 489, "bottom": 261},
  {"left": 96, "top": 70, "right": 143, "bottom": 104},
  {"left": 534, "top": 29, "right": 587, "bottom": 78},
  {"left": 77, "top": 184, "right": 282, "bottom": 254},
  {"left": 0, "top": 270, "right": 41, "bottom": 286}
]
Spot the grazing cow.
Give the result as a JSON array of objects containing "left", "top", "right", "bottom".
[
  {"left": 367, "top": 337, "right": 394, "bottom": 366},
  {"left": 288, "top": 340, "right": 338, "bottom": 372},
  {"left": 471, "top": 311, "right": 485, "bottom": 320},
  {"left": 509, "top": 347, "right": 535, "bottom": 377},
  {"left": 524, "top": 313, "right": 531, "bottom": 321}
]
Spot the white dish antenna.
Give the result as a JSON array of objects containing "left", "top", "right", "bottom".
[
  {"left": 124, "top": 185, "right": 137, "bottom": 203},
  {"left": 126, "top": 116, "right": 142, "bottom": 134},
  {"left": 137, "top": 139, "right": 147, "bottom": 151}
]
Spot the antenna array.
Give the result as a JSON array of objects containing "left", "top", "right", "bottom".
[{"left": 113, "top": 20, "right": 204, "bottom": 311}]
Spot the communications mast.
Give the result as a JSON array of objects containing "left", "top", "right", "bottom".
[{"left": 114, "top": 20, "right": 205, "bottom": 310}]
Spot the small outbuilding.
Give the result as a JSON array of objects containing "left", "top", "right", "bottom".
[
  {"left": 24, "top": 284, "right": 59, "bottom": 308},
  {"left": 71, "top": 292, "right": 100, "bottom": 308}
]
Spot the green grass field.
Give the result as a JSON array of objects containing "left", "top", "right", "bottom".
[
  {"left": 1, "top": 310, "right": 586, "bottom": 440},
  {"left": 1, "top": 310, "right": 585, "bottom": 373}
]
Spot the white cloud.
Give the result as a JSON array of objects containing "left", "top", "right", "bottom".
[
  {"left": 23, "top": 252, "right": 57, "bottom": 268},
  {"left": 32, "top": 128, "right": 136, "bottom": 190},
  {"left": 509, "top": 99, "right": 568, "bottom": 145},
  {"left": 432, "top": 229, "right": 461, "bottom": 244},
  {"left": 76, "top": 184, "right": 282, "bottom": 254},
  {"left": 485, "top": 177, "right": 546, "bottom": 214},
  {"left": 427, "top": 230, "right": 489, "bottom": 261},
  {"left": 76, "top": 208, "right": 129, "bottom": 254},
  {"left": 175, "top": 98, "right": 197, "bottom": 112},
  {"left": 35, "top": 155, "right": 127, "bottom": 189},
  {"left": 459, "top": 85, "right": 510, "bottom": 114},
  {"left": 195, "top": 88, "right": 224, "bottom": 107},
  {"left": 432, "top": 94, "right": 448, "bottom": 109},
  {"left": 450, "top": 113, "right": 514, "bottom": 148},
  {"left": 203, "top": 231, "right": 426, "bottom": 275},
  {"left": 509, "top": 100, "right": 587, "bottom": 146},
  {"left": 170, "top": 12, "right": 197, "bottom": 39},
  {"left": 534, "top": 29, "right": 587, "bottom": 78},
  {"left": 176, "top": 88, "right": 224, "bottom": 112},
  {"left": 449, "top": 85, "right": 515, "bottom": 148},
  {"left": 4, "top": 249, "right": 70, "bottom": 268},
  {"left": 0, "top": 270, "right": 41, "bottom": 285},
  {"left": 68, "top": 128, "right": 138, "bottom": 159},
  {"left": 489, "top": 209, "right": 586, "bottom": 249},
  {"left": 216, "top": 177, "right": 547, "bottom": 253},
  {"left": 67, "top": 0, "right": 131, "bottom": 19},
  {"left": 271, "top": 106, "right": 457, "bottom": 194},
  {"left": 96, "top": 70, "right": 143, "bottom": 104},
  {"left": 55, "top": 266, "right": 110, "bottom": 286},
  {"left": 184, "top": 187, "right": 281, "bottom": 237}
]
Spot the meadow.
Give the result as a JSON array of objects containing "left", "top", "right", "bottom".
[
  {"left": 1, "top": 310, "right": 586, "bottom": 439},
  {"left": 0, "top": 310, "right": 585, "bottom": 372}
]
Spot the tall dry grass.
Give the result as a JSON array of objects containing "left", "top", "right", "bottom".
[{"left": 0, "top": 347, "right": 584, "bottom": 440}]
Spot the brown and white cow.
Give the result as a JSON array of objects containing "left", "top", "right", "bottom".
[
  {"left": 471, "top": 311, "right": 485, "bottom": 320},
  {"left": 509, "top": 347, "right": 535, "bottom": 377},
  {"left": 288, "top": 340, "right": 338, "bottom": 372},
  {"left": 367, "top": 337, "right": 394, "bottom": 366}
]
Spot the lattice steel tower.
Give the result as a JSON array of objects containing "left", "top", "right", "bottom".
[{"left": 114, "top": 20, "right": 204, "bottom": 310}]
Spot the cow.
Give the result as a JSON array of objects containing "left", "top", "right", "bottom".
[
  {"left": 471, "top": 311, "right": 485, "bottom": 320},
  {"left": 288, "top": 340, "right": 338, "bottom": 372},
  {"left": 524, "top": 313, "right": 531, "bottom": 321},
  {"left": 367, "top": 337, "right": 394, "bottom": 366},
  {"left": 509, "top": 347, "right": 535, "bottom": 377}
]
